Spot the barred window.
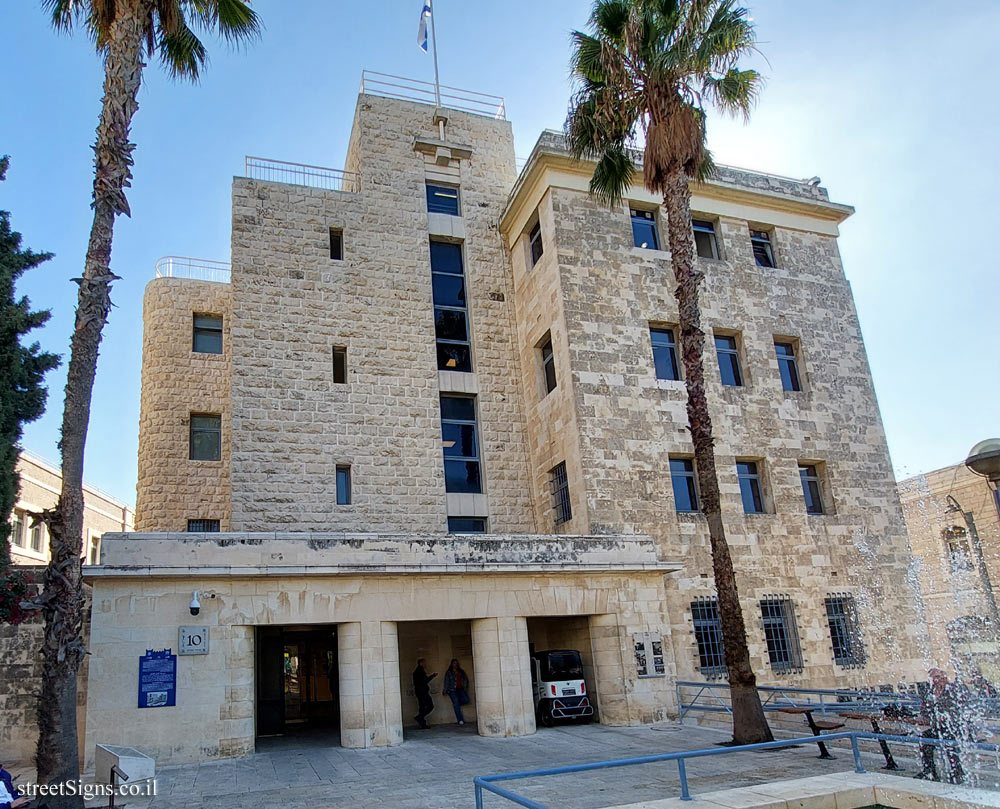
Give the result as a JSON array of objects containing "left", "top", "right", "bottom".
[
  {"left": 691, "top": 597, "right": 726, "bottom": 679},
  {"left": 550, "top": 462, "right": 572, "bottom": 525},
  {"left": 825, "top": 594, "right": 866, "bottom": 668},
  {"left": 187, "top": 519, "right": 220, "bottom": 532},
  {"left": 760, "top": 597, "right": 803, "bottom": 674}
]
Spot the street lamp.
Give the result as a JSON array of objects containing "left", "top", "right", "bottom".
[{"left": 965, "top": 438, "right": 1000, "bottom": 521}]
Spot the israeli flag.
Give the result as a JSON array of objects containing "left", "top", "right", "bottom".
[{"left": 417, "top": 1, "right": 431, "bottom": 52}]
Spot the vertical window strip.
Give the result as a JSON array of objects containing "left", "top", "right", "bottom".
[
  {"left": 691, "top": 596, "right": 727, "bottom": 679},
  {"left": 550, "top": 462, "right": 571, "bottom": 524},
  {"left": 825, "top": 594, "right": 866, "bottom": 668},
  {"left": 430, "top": 241, "right": 472, "bottom": 372},
  {"left": 440, "top": 395, "right": 482, "bottom": 494},
  {"left": 760, "top": 596, "right": 803, "bottom": 674}
]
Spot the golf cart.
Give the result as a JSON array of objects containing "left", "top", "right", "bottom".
[{"left": 530, "top": 649, "right": 594, "bottom": 727}]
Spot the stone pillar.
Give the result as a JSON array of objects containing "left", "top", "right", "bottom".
[
  {"left": 471, "top": 616, "right": 535, "bottom": 737},
  {"left": 588, "top": 613, "right": 630, "bottom": 725},
  {"left": 338, "top": 621, "right": 403, "bottom": 748}
]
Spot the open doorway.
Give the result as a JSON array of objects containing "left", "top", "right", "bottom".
[
  {"left": 526, "top": 616, "right": 597, "bottom": 726},
  {"left": 256, "top": 625, "right": 339, "bottom": 749},
  {"left": 397, "top": 619, "right": 477, "bottom": 731}
]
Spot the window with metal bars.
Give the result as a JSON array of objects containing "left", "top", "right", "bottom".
[
  {"left": 187, "top": 519, "right": 220, "bottom": 532},
  {"left": 691, "top": 598, "right": 726, "bottom": 678},
  {"left": 825, "top": 595, "right": 866, "bottom": 668},
  {"left": 550, "top": 461, "right": 572, "bottom": 525},
  {"left": 759, "top": 597, "right": 803, "bottom": 674}
]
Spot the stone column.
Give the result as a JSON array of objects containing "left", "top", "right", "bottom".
[
  {"left": 588, "top": 613, "right": 630, "bottom": 725},
  {"left": 471, "top": 616, "right": 535, "bottom": 737},
  {"left": 338, "top": 621, "right": 403, "bottom": 748}
]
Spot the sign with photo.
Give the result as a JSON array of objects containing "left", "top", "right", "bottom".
[
  {"left": 633, "top": 632, "right": 666, "bottom": 678},
  {"left": 138, "top": 649, "right": 176, "bottom": 708}
]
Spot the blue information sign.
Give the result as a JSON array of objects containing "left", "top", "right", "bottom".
[{"left": 138, "top": 649, "right": 176, "bottom": 708}]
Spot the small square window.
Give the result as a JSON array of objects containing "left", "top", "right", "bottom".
[
  {"left": 336, "top": 465, "right": 352, "bottom": 505},
  {"left": 798, "top": 463, "right": 826, "bottom": 515},
  {"left": 736, "top": 461, "right": 765, "bottom": 514},
  {"left": 714, "top": 334, "right": 744, "bottom": 387},
  {"left": 447, "top": 517, "right": 487, "bottom": 533},
  {"left": 669, "top": 457, "right": 699, "bottom": 513},
  {"left": 774, "top": 341, "right": 802, "bottom": 392},
  {"left": 630, "top": 209, "right": 660, "bottom": 250},
  {"left": 650, "top": 327, "right": 680, "bottom": 381},
  {"left": 529, "top": 220, "right": 544, "bottom": 267},
  {"left": 426, "top": 183, "right": 460, "bottom": 216},
  {"left": 750, "top": 229, "right": 775, "bottom": 268},
  {"left": 333, "top": 346, "right": 347, "bottom": 384},
  {"left": 330, "top": 228, "right": 344, "bottom": 260},
  {"left": 190, "top": 414, "right": 222, "bottom": 461},
  {"left": 540, "top": 333, "right": 557, "bottom": 395},
  {"left": 550, "top": 462, "right": 572, "bottom": 524},
  {"left": 192, "top": 314, "right": 223, "bottom": 354},
  {"left": 187, "top": 519, "right": 220, "bottom": 532},
  {"left": 693, "top": 219, "right": 719, "bottom": 259}
]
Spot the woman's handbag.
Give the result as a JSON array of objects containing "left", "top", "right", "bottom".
[{"left": 458, "top": 688, "right": 470, "bottom": 706}]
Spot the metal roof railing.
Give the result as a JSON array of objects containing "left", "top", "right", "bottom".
[
  {"left": 360, "top": 70, "right": 506, "bottom": 120},
  {"left": 244, "top": 156, "right": 360, "bottom": 193},
  {"left": 154, "top": 256, "right": 231, "bottom": 283}
]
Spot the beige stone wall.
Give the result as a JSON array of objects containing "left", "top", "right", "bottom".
[{"left": 136, "top": 277, "right": 231, "bottom": 531}]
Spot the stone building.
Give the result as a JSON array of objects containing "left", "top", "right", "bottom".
[
  {"left": 84, "top": 81, "right": 928, "bottom": 767},
  {"left": 899, "top": 461, "right": 1000, "bottom": 683}
]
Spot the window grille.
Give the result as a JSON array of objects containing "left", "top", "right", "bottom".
[
  {"left": 550, "top": 462, "right": 572, "bottom": 524},
  {"left": 760, "top": 596, "right": 803, "bottom": 674},
  {"left": 825, "top": 593, "right": 866, "bottom": 668},
  {"left": 691, "top": 597, "right": 727, "bottom": 679},
  {"left": 187, "top": 519, "right": 220, "bottom": 532}
]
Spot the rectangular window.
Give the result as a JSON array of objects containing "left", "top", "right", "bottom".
[
  {"left": 336, "top": 465, "right": 352, "bottom": 505},
  {"left": 330, "top": 228, "right": 343, "bottom": 260},
  {"left": 550, "top": 461, "right": 572, "bottom": 524},
  {"left": 799, "top": 464, "right": 825, "bottom": 515},
  {"left": 693, "top": 219, "right": 719, "bottom": 259},
  {"left": 447, "top": 517, "right": 487, "bottom": 533},
  {"left": 440, "top": 395, "right": 482, "bottom": 494},
  {"left": 669, "top": 457, "right": 699, "bottom": 513},
  {"left": 691, "top": 598, "right": 726, "bottom": 678},
  {"left": 650, "top": 327, "right": 680, "bottom": 381},
  {"left": 29, "top": 521, "right": 43, "bottom": 552},
  {"left": 426, "top": 182, "right": 460, "bottom": 216},
  {"left": 89, "top": 536, "right": 100, "bottom": 565},
  {"left": 430, "top": 240, "right": 472, "bottom": 373},
  {"left": 750, "top": 229, "right": 775, "bottom": 268},
  {"left": 825, "top": 595, "right": 866, "bottom": 668},
  {"left": 630, "top": 209, "right": 660, "bottom": 250},
  {"left": 775, "top": 341, "right": 801, "bottom": 392},
  {"left": 192, "top": 314, "right": 223, "bottom": 354},
  {"left": 333, "top": 346, "right": 347, "bottom": 384},
  {"left": 189, "top": 414, "right": 222, "bottom": 461},
  {"left": 10, "top": 510, "right": 25, "bottom": 548},
  {"left": 187, "top": 519, "right": 220, "bottom": 532},
  {"left": 760, "top": 598, "right": 803, "bottom": 674},
  {"left": 540, "top": 334, "right": 557, "bottom": 395},
  {"left": 736, "top": 461, "right": 765, "bottom": 514},
  {"left": 714, "top": 335, "right": 743, "bottom": 387},
  {"left": 529, "top": 220, "right": 544, "bottom": 267}
]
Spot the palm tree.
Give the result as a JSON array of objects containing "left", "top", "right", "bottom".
[
  {"left": 567, "top": 0, "right": 772, "bottom": 744},
  {"left": 36, "top": 2, "right": 259, "bottom": 802}
]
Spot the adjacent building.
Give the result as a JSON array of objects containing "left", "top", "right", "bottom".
[{"left": 83, "top": 79, "right": 929, "bottom": 767}]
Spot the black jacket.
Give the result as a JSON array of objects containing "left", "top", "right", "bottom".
[{"left": 413, "top": 667, "right": 436, "bottom": 697}]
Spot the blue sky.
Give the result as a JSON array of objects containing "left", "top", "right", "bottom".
[{"left": 2, "top": 0, "right": 998, "bottom": 506}]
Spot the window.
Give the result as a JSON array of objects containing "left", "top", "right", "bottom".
[
  {"left": 448, "top": 517, "right": 487, "bottom": 533},
  {"left": 187, "top": 519, "right": 220, "bottom": 532},
  {"left": 775, "top": 341, "right": 801, "bottom": 392},
  {"left": 736, "top": 461, "right": 765, "bottom": 514},
  {"left": 10, "top": 510, "right": 25, "bottom": 548},
  {"left": 798, "top": 464, "right": 825, "bottom": 515},
  {"left": 333, "top": 346, "right": 347, "bottom": 384},
  {"left": 329, "top": 228, "right": 343, "bottom": 260},
  {"left": 528, "top": 220, "right": 544, "bottom": 267},
  {"left": 693, "top": 219, "right": 719, "bottom": 259},
  {"left": 192, "top": 314, "right": 223, "bottom": 354},
  {"left": 691, "top": 598, "right": 726, "bottom": 678},
  {"left": 650, "top": 327, "right": 680, "bottom": 381},
  {"left": 190, "top": 414, "right": 222, "bottom": 461},
  {"left": 540, "top": 334, "right": 557, "bottom": 395},
  {"left": 440, "top": 395, "right": 482, "bottom": 494},
  {"left": 943, "top": 526, "right": 974, "bottom": 571},
  {"left": 669, "top": 457, "right": 699, "bottom": 513},
  {"left": 750, "top": 229, "right": 775, "bottom": 267},
  {"left": 550, "top": 461, "right": 572, "bottom": 524},
  {"left": 759, "top": 598, "right": 803, "bottom": 674},
  {"left": 630, "top": 209, "right": 660, "bottom": 249},
  {"left": 336, "top": 465, "right": 352, "bottom": 505},
  {"left": 825, "top": 595, "right": 866, "bottom": 668},
  {"left": 426, "top": 183, "right": 460, "bottom": 216},
  {"left": 430, "top": 240, "right": 472, "bottom": 372},
  {"left": 89, "top": 536, "right": 100, "bottom": 565},
  {"left": 714, "top": 335, "right": 743, "bottom": 387},
  {"left": 29, "top": 521, "right": 43, "bottom": 552}
]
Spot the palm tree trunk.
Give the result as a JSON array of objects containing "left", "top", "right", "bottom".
[
  {"left": 662, "top": 165, "right": 773, "bottom": 745},
  {"left": 37, "top": 4, "right": 149, "bottom": 803}
]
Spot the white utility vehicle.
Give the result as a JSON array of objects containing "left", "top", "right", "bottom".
[{"left": 530, "top": 649, "right": 594, "bottom": 727}]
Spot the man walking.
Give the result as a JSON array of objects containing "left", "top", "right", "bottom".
[
  {"left": 916, "top": 668, "right": 974, "bottom": 783},
  {"left": 412, "top": 658, "right": 437, "bottom": 729}
]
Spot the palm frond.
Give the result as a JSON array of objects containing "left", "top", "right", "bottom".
[
  {"left": 159, "top": 20, "right": 208, "bottom": 81},
  {"left": 590, "top": 0, "right": 630, "bottom": 43},
  {"left": 183, "top": 0, "right": 261, "bottom": 45},
  {"left": 589, "top": 145, "right": 636, "bottom": 208},
  {"left": 701, "top": 68, "right": 760, "bottom": 121},
  {"left": 570, "top": 31, "right": 607, "bottom": 84}
]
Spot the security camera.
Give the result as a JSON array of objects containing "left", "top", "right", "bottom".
[{"left": 190, "top": 591, "right": 201, "bottom": 617}]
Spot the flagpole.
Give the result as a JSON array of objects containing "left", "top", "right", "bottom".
[{"left": 429, "top": 0, "right": 441, "bottom": 107}]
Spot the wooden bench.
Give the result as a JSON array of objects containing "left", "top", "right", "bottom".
[{"left": 777, "top": 706, "right": 844, "bottom": 759}]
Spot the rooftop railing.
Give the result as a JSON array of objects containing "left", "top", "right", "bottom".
[
  {"left": 244, "top": 156, "right": 360, "bottom": 193},
  {"left": 360, "top": 70, "right": 506, "bottom": 120},
  {"left": 154, "top": 256, "right": 231, "bottom": 284}
]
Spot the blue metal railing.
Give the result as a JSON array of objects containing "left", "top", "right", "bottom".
[{"left": 473, "top": 731, "right": 1000, "bottom": 808}]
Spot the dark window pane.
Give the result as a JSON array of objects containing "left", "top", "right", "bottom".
[
  {"left": 691, "top": 599, "right": 726, "bottom": 676},
  {"left": 426, "top": 183, "right": 460, "bottom": 216},
  {"left": 631, "top": 210, "right": 660, "bottom": 249},
  {"left": 750, "top": 230, "right": 774, "bottom": 267},
  {"left": 192, "top": 315, "right": 223, "bottom": 354},
  {"left": 651, "top": 328, "right": 679, "bottom": 381},
  {"left": 715, "top": 336, "right": 743, "bottom": 386},
  {"left": 432, "top": 273, "right": 466, "bottom": 308},
  {"left": 429, "top": 241, "right": 464, "bottom": 275},
  {"left": 775, "top": 342, "right": 801, "bottom": 392},
  {"left": 190, "top": 415, "right": 221, "bottom": 461},
  {"left": 670, "top": 458, "right": 699, "bottom": 512},
  {"left": 760, "top": 600, "right": 803, "bottom": 673},
  {"left": 529, "top": 221, "right": 544, "bottom": 266},
  {"left": 434, "top": 308, "right": 469, "bottom": 342},
  {"left": 799, "top": 465, "right": 825, "bottom": 514},
  {"left": 550, "top": 462, "right": 572, "bottom": 524},
  {"left": 444, "top": 459, "right": 482, "bottom": 493},
  {"left": 333, "top": 347, "right": 347, "bottom": 384},
  {"left": 441, "top": 422, "right": 478, "bottom": 459},
  {"left": 541, "top": 339, "right": 556, "bottom": 394},
  {"left": 436, "top": 342, "right": 472, "bottom": 372},
  {"left": 692, "top": 220, "right": 718, "bottom": 259},
  {"left": 330, "top": 228, "right": 344, "bottom": 260},
  {"left": 336, "top": 465, "right": 351, "bottom": 505},
  {"left": 448, "top": 517, "right": 487, "bottom": 533},
  {"left": 440, "top": 395, "right": 476, "bottom": 422},
  {"left": 187, "top": 519, "right": 220, "bottom": 532},
  {"left": 738, "top": 475, "right": 764, "bottom": 514}
]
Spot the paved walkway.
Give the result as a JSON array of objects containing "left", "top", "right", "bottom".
[{"left": 112, "top": 721, "right": 941, "bottom": 809}]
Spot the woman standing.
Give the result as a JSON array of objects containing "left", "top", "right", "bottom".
[{"left": 442, "top": 658, "right": 470, "bottom": 725}]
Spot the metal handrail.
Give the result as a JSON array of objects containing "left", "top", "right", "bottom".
[
  {"left": 154, "top": 256, "right": 231, "bottom": 283},
  {"left": 244, "top": 156, "right": 360, "bottom": 193},
  {"left": 473, "top": 731, "right": 1000, "bottom": 808},
  {"left": 360, "top": 70, "right": 506, "bottom": 119}
]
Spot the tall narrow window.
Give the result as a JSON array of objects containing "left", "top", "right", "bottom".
[
  {"left": 736, "top": 461, "right": 765, "bottom": 514},
  {"left": 550, "top": 461, "right": 572, "bottom": 524},
  {"left": 426, "top": 182, "right": 460, "bottom": 216},
  {"left": 750, "top": 229, "right": 775, "bottom": 267},
  {"left": 529, "top": 220, "right": 544, "bottom": 267},
  {"left": 669, "top": 457, "right": 699, "bottom": 513},
  {"left": 329, "top": 228, "right": 344, "bottom": 260},
  {"left": 714, "top": 335, "right": 743, "bottom": 387},
  {"left": 825, "top": 595, "right": 866, "bottom": 668},
  {"left": 332, "top": 346, "right": 347, "bottom": 384},
  {"left": 693, "top": 219, "right": 719, "bottom": 259},
  {"left": 10, "top": 510, "right": 25, "bottom": 548},
  {"left": 29, "top": 521, "right": 43, "bottom": 552},
  {"left": 650, "top": 327, "right": 680, "bottom": 381},
  {"left": 190, "top": 414, "right": 222, "bottom": 461},
  {"left": 774, "top": 341, "right": 801, "bottom": 392},
  {"left": 192, "top": 314, "right": 223, "bottom": 354},
  {"left": 430, "top": 241, "right": 472, "bottom": 372},
  {"left": 187, "top": 519, "right": 220, "bottom": 532},
  {"left": 760, "top": 598, "right": 803, "bottom": 673},
  {"left": 630, "top": 209, "right": 660, "bottom": 249},
  {"left": 799, "top": 464, "right": 825, "bottom": 515},
  {"left": 943, "top": 526, "right": 974, "bottom": 571},
  {"left": 448, "top": 517, "right": 487, "bottom": 533},
  {"left": 691, "top": 597, "right": 726, "bottom": 678},
  {"left": 336, "top": 465, "right": 352, "bottom": 505},
  {"left": 540, "top": 334, "right": 557, "bottom": 395},
  {"left": 440, "top": 395, "right": 481, "bottom": 493},
  {"left": 89, "top": 536, "right": 100, "bottom": 565}
]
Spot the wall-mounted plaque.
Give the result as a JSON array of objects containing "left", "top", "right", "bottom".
[
  {"left": 138, "top": 649, "right": 176, "bottom": 708},
  {"left": 179, "top": 626, "right": 209, "bottom": 655}
]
